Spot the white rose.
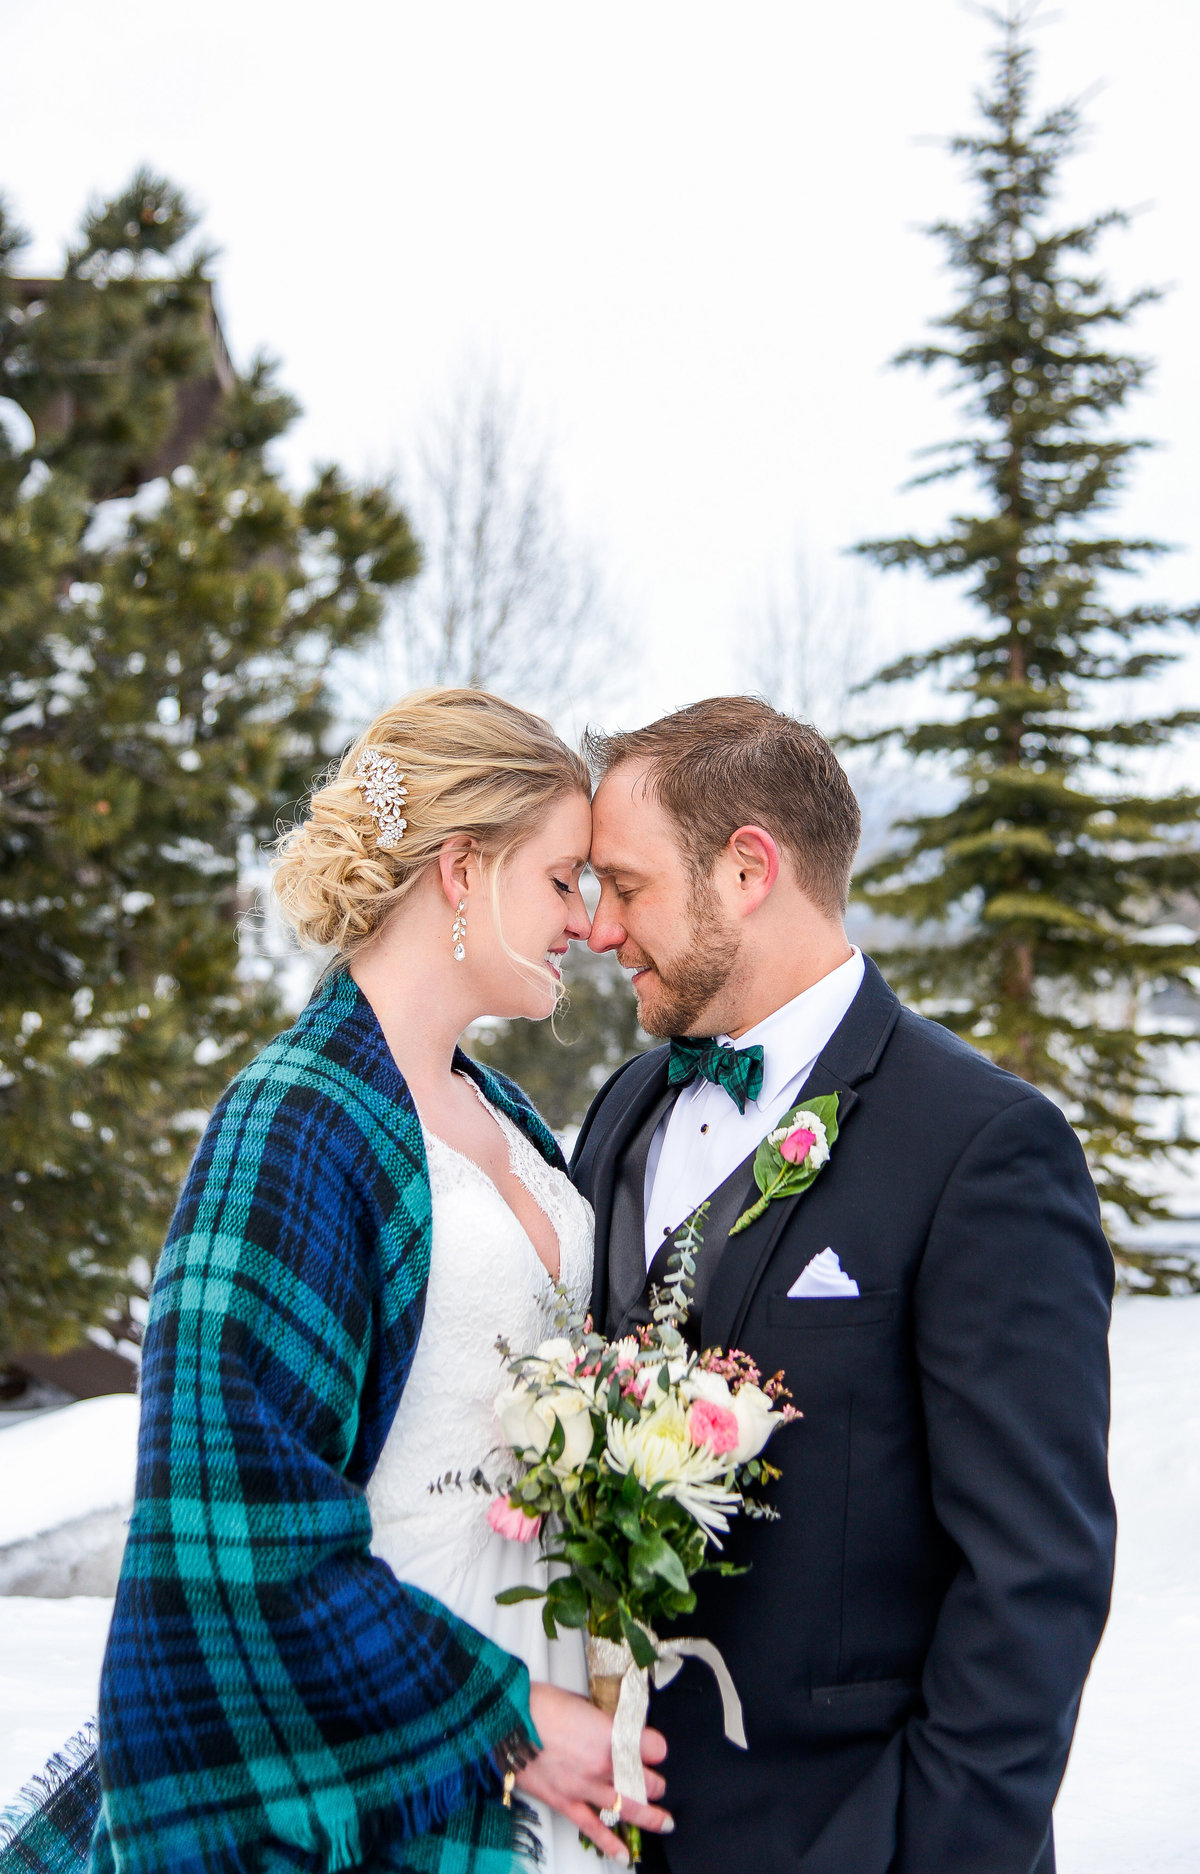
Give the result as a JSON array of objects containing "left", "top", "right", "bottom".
[
  {"left": 533, "top": 1336, "right": 574, "bottom": 1367},
  {"left": 496, "top": 1382, "right": 553, "bottom": 1458},
  {"left": 549, "top": 1390, "right": 596, "bottom": 1476},
  {"left": 684, "top": 1368, "right": 734, "bottom": 1410},
  {"left": 497, "top": 1380, "right": 596, "bottom": 1475},
  {"left": 730, "top": 1383, "right": 778, "bottom": 1464},
  {"left": 637, "top": 1353, "right": 692, "bottom": 1403}
]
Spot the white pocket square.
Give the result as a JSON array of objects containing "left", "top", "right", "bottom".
[{"left": 787, "top": 1248, "right": 861, "bottom": 1298}]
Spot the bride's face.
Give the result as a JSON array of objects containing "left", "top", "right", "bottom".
[{"left": 478, "top": 791, "right": 593, "bottom": 1020}]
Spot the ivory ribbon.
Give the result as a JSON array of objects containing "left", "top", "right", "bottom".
[{"left": 586, "top": 1630, "right": 748, "bottom": 1806}]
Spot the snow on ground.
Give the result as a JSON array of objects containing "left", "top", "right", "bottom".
[
  {"left": 1053, "top": 1295, "right": 1200, "bottom": 1873},
  {"left": 0, "top": 1395, "right": 138, "bottom": 1547},
  {"left": 2, "top": 1301, "right": 1197, "bottom": 1867},
  {"left": 0, "top": 1395, "right": 139, "bottom": 1596},
  {"left": 0, "top": 1597, "right": 112, "bottom": 1809}
]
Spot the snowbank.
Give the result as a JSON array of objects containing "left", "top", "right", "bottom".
[
  {"left": 2, "top": 1304, "right": 1197, "bottom": 1867},
  {"left": 0, "top": 1395, "right": 138, "bottom": 1596},
  {"left": 0, "top": 1597, "right": 112, "bottom": 1810},
  {"left": 1053, "top": 1294, "right": 1200, "bottom": 1872},
  {"left": 0, "top": 1395, "right": 139, "bottom": 1547}
]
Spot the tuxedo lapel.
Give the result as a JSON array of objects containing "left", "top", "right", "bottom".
[
  {"left": 705, "top": 958, "right": 900, "bottom": 1351},
  {"left": 584, "top": 1045, "right": 671, "bottom": 1321}
]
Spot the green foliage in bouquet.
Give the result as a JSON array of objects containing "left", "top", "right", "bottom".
[{"left": 493, "top": 1212, "right": 795, "bottom": 1667}]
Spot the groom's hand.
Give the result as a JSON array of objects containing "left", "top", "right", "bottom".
[{"left": 518, "top": 1682, "right": 671, "bottom": 1864}]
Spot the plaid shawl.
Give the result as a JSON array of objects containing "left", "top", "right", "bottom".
[{"left": 1, "top": 971, "right": 564, "bottom": 1874}]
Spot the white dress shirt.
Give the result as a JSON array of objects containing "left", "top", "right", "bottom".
[{"left": 642, "top": 948, "right": 865, "bottom": 1267}]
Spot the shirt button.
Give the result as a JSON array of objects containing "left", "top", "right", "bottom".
[{"left": 700, "top": 1124, "right": 709, "bottom": 1134}]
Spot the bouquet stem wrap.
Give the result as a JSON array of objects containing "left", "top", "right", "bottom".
[{"left": 585, "top": 1631, "right": 748, "bottom": 1806}]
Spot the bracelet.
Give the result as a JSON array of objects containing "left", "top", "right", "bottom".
[{"left": 494, "top": 1725, "right": 535, "bottom": 1808}]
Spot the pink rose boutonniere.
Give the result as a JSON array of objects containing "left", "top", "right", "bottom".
[{"left": 730, "top": 1093, "right": 840, "bottom": 1235}]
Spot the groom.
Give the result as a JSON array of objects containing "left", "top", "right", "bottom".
[{"left": 571, "top": 697, "right": 1115, "bottom": 1874}]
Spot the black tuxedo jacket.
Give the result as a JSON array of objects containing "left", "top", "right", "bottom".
[{"left": 570, "top": 958, "right": 1115, "bottom": 1874}]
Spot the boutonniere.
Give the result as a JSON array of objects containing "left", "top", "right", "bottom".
[{"left": 729, "top": 1093, "right": 840, "bottom": 1235}]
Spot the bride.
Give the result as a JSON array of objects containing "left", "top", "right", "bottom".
[{"left": 3, "top": 690, "right": 668, "bottom": 1874}]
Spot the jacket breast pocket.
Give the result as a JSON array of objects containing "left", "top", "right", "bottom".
[{"left": 765, "top": 1289, "right": 899, "bottom": 1330}]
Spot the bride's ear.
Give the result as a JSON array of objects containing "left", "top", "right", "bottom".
[{"left": 437, "top": 836, "right": 478, "bottom": 908}]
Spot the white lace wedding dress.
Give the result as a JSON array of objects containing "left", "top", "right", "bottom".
[{"left": 366, "top": 1078, "right": 597, "bottom": 1872}]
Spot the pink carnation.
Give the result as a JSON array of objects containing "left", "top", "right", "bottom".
[
  {"left": 780, "top": 1125, "right": 817, "bottom": 1165},
  {"left": 687, "top": 1399, "right": 740, "bottom": 1455},
  {"left": 487, "top": 1496, "right": 543, "bottom": 1543}
]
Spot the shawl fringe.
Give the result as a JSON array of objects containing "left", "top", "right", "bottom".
[{"left": 0, "top": 1722, "right": 100, "bottom": 1874}]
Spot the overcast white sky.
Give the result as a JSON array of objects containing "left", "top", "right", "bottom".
[{"left": 3, "top": 0, "right": 1198, "bottom": 736}]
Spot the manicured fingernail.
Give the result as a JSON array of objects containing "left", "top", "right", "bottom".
[
  {"left": 661, "top": 1816, "right": 675, "bottom": 1833},
  {"left": 616, "top": 1853, "right": 630, "bottom": 1868}
]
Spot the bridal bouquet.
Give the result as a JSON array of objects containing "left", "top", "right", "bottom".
[{"left": 485, "top": 1207, "right": 798, "bottom": 1860}]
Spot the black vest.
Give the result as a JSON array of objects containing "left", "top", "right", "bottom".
[{"left": 603, "top": 1087, "right": 759, "bottom": 1347}]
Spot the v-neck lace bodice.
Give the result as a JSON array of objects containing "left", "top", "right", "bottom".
[
  {"left": 366, "top": 1090, "right": 598, "bottom": 1869},
  {"left": 366, "top": 1091, "right": 592, "bottom": 1580}
]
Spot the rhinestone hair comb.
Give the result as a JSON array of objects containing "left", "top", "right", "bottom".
[{"left": 355, "top": 749, "right": 408, "bottom": 849}]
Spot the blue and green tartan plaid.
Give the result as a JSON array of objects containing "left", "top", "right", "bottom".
[
  {"left": 666, "top": 1034, "right": 765, "bottom": 1113},
  {"left": 1, "top": 971, "right": 562, "bottom": 1874}
]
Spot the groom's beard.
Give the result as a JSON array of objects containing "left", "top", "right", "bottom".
[{"left": 620, "top": 889, "right": 740, "bottom": 1039}]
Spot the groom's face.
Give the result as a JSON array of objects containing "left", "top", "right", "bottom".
[{"left": 589, "top": 762, "right": 741, "bottom": 1038}]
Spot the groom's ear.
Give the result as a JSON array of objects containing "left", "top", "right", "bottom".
[{"left": 719, "top": 826, "right": 780, "bottom": 916}]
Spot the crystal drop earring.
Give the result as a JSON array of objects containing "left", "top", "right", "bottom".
[{"left": 452, "top": 899, "right": 467, "bottom": 962}]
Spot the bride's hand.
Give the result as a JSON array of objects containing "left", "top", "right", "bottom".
[{"left": 516, "top": 1682, "right": 672, "bottom": 1864}]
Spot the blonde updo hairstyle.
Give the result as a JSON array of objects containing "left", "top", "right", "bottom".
[{"left": 272, "top": 688, "right": 590, "bottom": 967}]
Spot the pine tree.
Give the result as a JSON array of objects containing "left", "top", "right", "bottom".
[
  {"left": 851, "top": 9, "right": 1200, "bottom": 1287},
  {"left": 1, "top": 174, "right": 420, "bottom": 1363}
]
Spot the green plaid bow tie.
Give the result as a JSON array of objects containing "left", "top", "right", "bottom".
[{"left": 667, "top": 1035, "right": 765, "bottom": 1114}]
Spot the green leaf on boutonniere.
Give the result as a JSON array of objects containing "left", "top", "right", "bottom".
[{"left": 729, "top": 1093, "right": 840, "bottom": 1235}]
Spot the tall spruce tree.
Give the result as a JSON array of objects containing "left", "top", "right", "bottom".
[
  {"left": 852, "top": 9, "right": 1200, "bottom": 1286},
  {"left": 1, "top": 174, "right": 420, "bottom": 1364}
]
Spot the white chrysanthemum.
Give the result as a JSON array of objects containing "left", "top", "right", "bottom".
[{"left": 605, "top": 1397, "right": 743, "bottom": 1541}]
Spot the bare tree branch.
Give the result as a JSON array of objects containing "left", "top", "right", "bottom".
[
  {"left": 746, "top": 546, "right": 877, "bottom": 739},
  {"left": 377, "top": 370, "right": 622, "bottom": 718}
]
